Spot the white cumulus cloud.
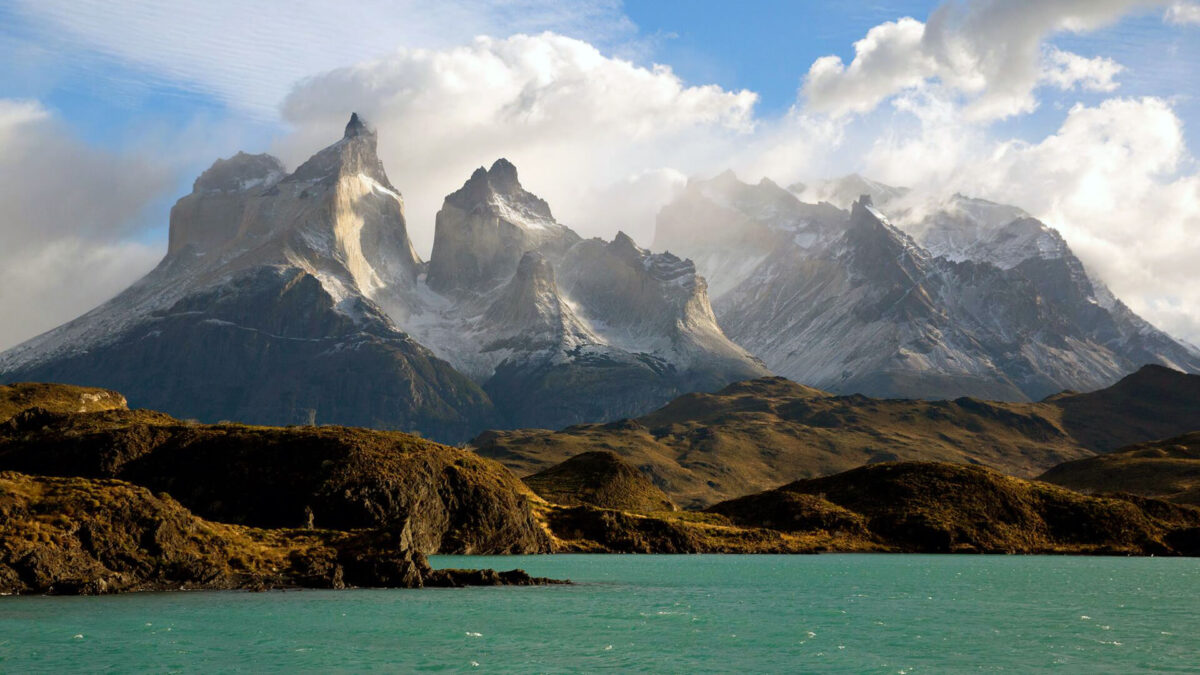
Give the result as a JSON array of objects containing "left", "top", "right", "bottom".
[
  {"left": 802, "top": 0, "right": 1148, "bottom": 121},
  {"left": 276, "top": 33, "right": 758, "bottom": 252},
  {"left": 6, "top": 0, "right": 636, "bottom": 118}
]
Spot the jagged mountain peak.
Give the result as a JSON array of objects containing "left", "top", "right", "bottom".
[
  {"left": 285, "top": 112, "right": 392, "bottom": 189},
  {"left": 849, "top": 193, "right": 904, "bottom": 240},
  {"left": 192, "top": 152, "right": 285, "bottom": 194},
  {"left": 609, "top": 230, "right": 642, "bottom": 254},
  {"left": 428, "top": 159, "right": 575, "bottom": 294},
  {"left": 2, "top": 115, "right": 772, "bottom": 441},
  {"left": 343, "top": 112, "right": 373, "bottom": 139},
  {"left": 486, "top": 157, "right": 521, "bottom": 191},
  {"left": 450, "top": 158, "right": 547, "bottom": 214}
]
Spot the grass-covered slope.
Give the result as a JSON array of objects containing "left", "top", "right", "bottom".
[
  {"left": 0, "top": 382, "right": 126, "bottom": 422},
  {"left": 0, "top": 406, "right": 551, "bottom": 554},
  {"left": 709, "top": 462, "right": 1200, "bottom": 555},
  {"left": 523, "top": 451, "right": 676, "bottom": 513},
  {"left": 475, "top": 367, "right": 1200, "bottom": 508},
  {"left": 1047, "top": 365, "right": 1200, "bottom": 451},
  {"left": 1040, "top": 432, "right": 1200, "bottom": 506},
  {"left": 530, "top": 461, "right": 1200, "bottom": 555}
]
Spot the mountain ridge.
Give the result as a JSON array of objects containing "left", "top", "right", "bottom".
[
  {"left": 655, "top": 171, "right": 1200, "bottom": 401},
  {"left": 474, "top": 364, "right": 1200, "bottom": 508}
]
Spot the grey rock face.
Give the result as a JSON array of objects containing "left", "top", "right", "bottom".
[
  {"left": 656, "top": 173, "right": 1200, "bottom": 401},
  {"left": 426, "top": 159, "right": 578, "bottom": 295},
  {"left": 411, "top": 164, "right": 768, "bottom": 430}
]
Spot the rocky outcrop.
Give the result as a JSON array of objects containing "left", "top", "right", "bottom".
[
  {"left": 0, "top": 471, "right": 560, "bottom": 595},
  {"left": 523, "top": 451, "right": 676, "bottom": 512},
  {"left": 0, "top": 407, "right": 551, "bottom": 554},
  {"left": 0, "top": 382, "right": 126, "bottom": 422}
]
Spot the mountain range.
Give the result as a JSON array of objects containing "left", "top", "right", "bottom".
[
  {"left": 2, "top": 114, "right": 1197, "bottom": 442},
  {"left": 0, "top": 115, "right": 764, "bottom": 442},
  {"left": 655, "top": 172, "right": 1200, "bottom": 401}
]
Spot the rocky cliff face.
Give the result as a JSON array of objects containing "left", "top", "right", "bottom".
[
  {"left": 656, "top": 172, "right": 1200, "bottom": 401},
  {"left": 0, "top": 116, "right": 762, "bottom": 439},
  {"left": 0, "top": 404, "right": 552, "bottom": 555},
  {"left": 0, "top": 470, "right": 560, "bottom": 595},
  {"left": 427, "top": 159, "right": 579, "bottom": 295},
  {"left": 395, "top": 158, "right": 768, "bottom": 430}
]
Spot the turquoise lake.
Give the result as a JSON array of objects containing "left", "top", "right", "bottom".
[{"left": 1, "top": 554, "right": 1197, "bottom": 673}]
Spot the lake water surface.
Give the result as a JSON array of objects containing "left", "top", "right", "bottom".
[{"left": 1, "top": 554, "right": 1197, "bottom": 672}]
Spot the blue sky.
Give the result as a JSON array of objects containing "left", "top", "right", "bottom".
[
  {"left": 2, "top": 0, "right": 1200, "bottom": 349},
  {"left": 4, "top": 1, "right": 1198, "bottom": 180}
]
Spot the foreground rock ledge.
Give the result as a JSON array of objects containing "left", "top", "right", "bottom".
[{"left": 0, "top": 472, "right": 565, "bottom": 596}]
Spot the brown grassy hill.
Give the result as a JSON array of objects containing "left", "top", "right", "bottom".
[
  {"left": 524, "top": 451, "right": 676, "bottom": 512},
  {"left": 0, "top": 408, "right": 550, "bottom": 554},
  {"left": 474, "top": 367, "right": 1200, "bottom": 508},
  {"left": 705, "top": 462, "right": 1200, "bottom": 555},
  {"left": 0, "top": 382, "right": 126, "bottom": 422},
  {"left": 0, "top": 471, "right": 555, "bottom": 595},
  {"left": 1048, "top": 365, "right": 1200, "bottom": 451},
  {"left": 1039, "top": 432, "right": 1200, "bottom": 505}
]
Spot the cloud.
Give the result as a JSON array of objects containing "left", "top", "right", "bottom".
[
  {"left": 970, "top": 97, "right": 1200, "bottom": 343},
  {"left": 1165, "top": 1, "right": 1200, "bottom": 23},
  {"left": 277, "top": 33, "right": 758, "bottom": 252},
  {"left": 6, "top": 0, "right": 636, "bottom": 118},
  {"left": 0, "top": 99, "right": 169, "bottom": 350},
  {"left": 1041, "top": 47, "right": 1124, "bottom": 92},
  {"left": 801, "top": 0, "right": 1146, "bottom": 121}
]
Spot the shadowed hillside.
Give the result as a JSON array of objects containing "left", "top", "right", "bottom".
[
  {"left": 532, "top": 462, "right": 1200, "bottom": 556},
  {"left": 475, "top": 367, "right": 1200, "bottom": 508},
  {"left": 704, "top": 462, "right": 1200, "bottom": 555},
  {"left": 1040, "top": 432, "right": 1200, "bottom": 506}
]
